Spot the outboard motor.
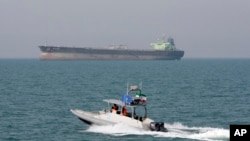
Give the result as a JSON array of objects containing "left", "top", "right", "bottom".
[{"left": 150, "top": 122, "right": 168, "bottom": 132}]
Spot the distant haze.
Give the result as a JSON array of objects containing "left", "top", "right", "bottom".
[{"left": 0, "top": 0, "right": 249, "bottom": 58}]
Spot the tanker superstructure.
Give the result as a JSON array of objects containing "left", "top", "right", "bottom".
[{"left": 39, "top": 37, "right": 184, "bottom": 60}]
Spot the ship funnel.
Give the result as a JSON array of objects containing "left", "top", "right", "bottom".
[{"left": 167, "top": 37, "right": 175, "bottom": 46}]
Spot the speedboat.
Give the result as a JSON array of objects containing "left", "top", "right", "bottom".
[{"left": 70, "top": 85, "right": 167, "bottom": 132}]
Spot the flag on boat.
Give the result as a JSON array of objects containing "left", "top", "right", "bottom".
[
  {"left": 135, "top": 93, "right": 147, "bottom": 104},
  {"left": 122, "top": 94, "right": 133, "bottom": 104}
]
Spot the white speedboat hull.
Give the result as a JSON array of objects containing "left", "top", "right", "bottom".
[{"left": 70, "top": 109, "right": 153, "bottom": 130}]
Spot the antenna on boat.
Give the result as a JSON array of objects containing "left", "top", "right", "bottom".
[
  {"left": 139, "top": 81, "right": 142, "bottom": 90},
  {"left": 126, "top": 82, "right": 129, "bottom": 95}
]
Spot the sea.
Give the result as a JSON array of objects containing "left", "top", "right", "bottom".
[{"left": 0, "top": 59, "right": 249, "bottom": 141}]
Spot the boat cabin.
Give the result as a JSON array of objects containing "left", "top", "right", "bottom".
[
  {"left": 103, "top": 99, "right": 147, "bottom": 121},
  {"left": 103, "top": 86, "right": 148, "bottom": 121}
]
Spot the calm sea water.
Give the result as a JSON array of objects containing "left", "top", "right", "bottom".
[{"left": 0, "top": 59, "right": 249, "bottom": 141}]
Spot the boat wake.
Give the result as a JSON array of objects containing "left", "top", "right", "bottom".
[{"left": 85, "top": 122, "right": 229, "bottom": 141}]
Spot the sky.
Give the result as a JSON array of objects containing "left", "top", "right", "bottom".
[{"left": 0, "top": 0, "right": 249, "bottom": 58}]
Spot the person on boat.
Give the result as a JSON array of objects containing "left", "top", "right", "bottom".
[
  {"left": 111, "top": 104, "right": 118, "bottom": 113},
  {"left": 122, "top": 106, "right": 127, "bottom": 116}
]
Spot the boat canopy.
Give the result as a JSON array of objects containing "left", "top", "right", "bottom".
[
  {"left": 103, "top": 99, "right": 124, "bottom": 106},
  {"left": 104, "top": 85, "right": 147, "bottom": 107},
  {"left": 103, "top": 99, "right": 140, "bottom": 108}
]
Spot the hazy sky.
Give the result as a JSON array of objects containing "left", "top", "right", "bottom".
[{"left": 0, "top": 0, "right": 249, "bottom": 58}]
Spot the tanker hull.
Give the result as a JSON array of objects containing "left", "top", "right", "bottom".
[{"left": 39, "top": 46, "right": 184, "bottom": 60}]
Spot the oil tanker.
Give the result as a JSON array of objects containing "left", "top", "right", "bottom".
[{"left": 39, "top": 37, "right": 184, "bottom": 60}]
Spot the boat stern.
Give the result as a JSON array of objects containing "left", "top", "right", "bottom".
[{"left": 149, "top": 122, "right": 168, "bottom": 132}]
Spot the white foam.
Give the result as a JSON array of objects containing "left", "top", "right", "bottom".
[{"left": 84, "top": 122, "right": 229, "bottom": 141}]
